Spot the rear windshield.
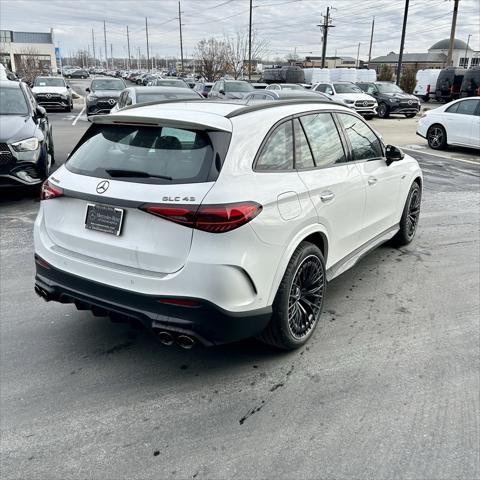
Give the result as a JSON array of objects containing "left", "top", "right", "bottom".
[
  {"left": 67, "top": 124, "right": 223, "bottom": 184},
  {"left": 136, "top": 91, "right": 198, "bottom": 103},
  {"left": 156, "top": 80, "right": 188, "bottom": 88},
  {"left": 225, "top": 82, "right": 254, "bottom": 92}
]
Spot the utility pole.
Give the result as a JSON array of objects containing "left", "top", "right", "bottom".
[
  {"left": 137, "top": 47, "right": 141, "bottom": 70},
  {"left": 318, "top": 7, "right": 334, "bottom": 69},
  {"left": 178, "top": 2, "right": 184, "bottom": 75},
  {"left": 145, "top": 18, "right": 150, "bottom": 72},
  {"left": 110, "top": 43, "right": 113, "bottom": 70},
  {"left": 103, "top": 20, "right": 108, "bottom": 70},
  {"left": 248, "top": 0, "right": 253, "bottom": 79},
  {"left": 126, "top": 25, "right": 131, "bottom": 70},
  {"left": 464, "top": 34, "right": 471, "bottom": 68},
  {"left": 91, "top": 29, "right": 96, "bottom": 68},
  {"left": 447, "top": 0, "right": 459, "bottom": 66},
  {"left": 368, "top": 17, "right": 375, "bottom": 63},
  {"left": 356, "top": 42, "right": 361, "bottom": 68},
  {"left": 396, "top": 0, "right": 409, "bottom": 85}
]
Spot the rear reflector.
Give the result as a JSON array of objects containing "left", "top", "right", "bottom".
[
  {"left": 41, "top": 180, "right": 64, "bottom": 200},
  {"left": 140, "top": 201, "right": 262, "bottom": 233},
  {"left": 157, "top": 298, "right": 200, "bottom": 307}
]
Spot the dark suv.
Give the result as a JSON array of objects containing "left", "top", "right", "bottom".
[
  {"left": 435, "top": 67, "right": 466, "bottom": 102},
  {"left": 0, "top": 80, "right": 54, "bottom": 187},
  {"left": 356, "top": 81, "right": 420, "bottom": 118},
  {"left": 85, "top": 78, "right": 126, "bottom": 118}
]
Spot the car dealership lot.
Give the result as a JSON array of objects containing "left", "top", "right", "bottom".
[{"left": 1, "top": 98, "right": 479, "bottom": 479}]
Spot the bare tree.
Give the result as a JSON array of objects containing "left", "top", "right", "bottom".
[
  {"left": 194, "top": 38, "right": 229, "bottom": 81},
  {"left": 15, "top": 47, "right": 48, "bottom": 83},
  {"left": 224, "top": 31, "right": 269, "bottom": 79}
]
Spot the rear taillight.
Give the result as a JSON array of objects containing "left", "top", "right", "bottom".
[
  {"left": 40, "top": 180, "right": 64, "bottom": 200},
  {"left": 140, "top": 201, "right": 262, "bottom": 233},
  {"left": 450, "top": 84, "right": 456, "bottom": 94}
]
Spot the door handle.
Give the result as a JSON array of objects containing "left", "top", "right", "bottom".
[
  {"left": 368, "top": 177, "right": 378, "bottom": 185},
  {"left": 320, "top": 191, "right": 335, "bottom": 202}
]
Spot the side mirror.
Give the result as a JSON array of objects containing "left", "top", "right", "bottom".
[
  {"left": 66, "top": 85, "right": 71, "bottom": 89},
  {"left": 385, "top": 145, "right": 405, "bottom": 165},
  {"left": 219, "top": 89, "right": 225, "bottom": 95},
  {"left": 85, "top": 87, "right": 90, "bottom": 93},
  {"left": 35, "top": 106, "right": 47, "bottom": 118}
]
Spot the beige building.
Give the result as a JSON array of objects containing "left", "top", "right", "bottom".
[{"left": 0, "top": 29, "right": 57, "bottom": 74}]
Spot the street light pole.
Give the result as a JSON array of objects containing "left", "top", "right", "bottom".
[
  {"left": 464, "top": 34, "right": 471, "bottom": 68},
  {"left": 145, "top": 17, "right": 150, "bottom": 72},
  {"left": 248, "top": 0, "right": 252, "bottom": 79},
  {"left": 395, "top": 0, "right": 409, "bottom": 85},
  {"left": 178, "top": 2, "right": 184, "bottom": 75}
]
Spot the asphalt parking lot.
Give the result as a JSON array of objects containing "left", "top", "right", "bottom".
[{"left": 1, "top": 84, "right": 479, "bottom": 479}]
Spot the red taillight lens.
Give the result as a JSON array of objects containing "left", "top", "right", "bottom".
[
  {"left": 41, "top": 180, "right": 63, "bottom": 200},
  {"left": 450, "top": 85, "right": 456, "bottom": 94},
  {"left": 141, "top": 201, "right": 262, "bottom": 233}
]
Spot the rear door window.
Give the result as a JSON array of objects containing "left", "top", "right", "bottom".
[
  {"left": 67, "top": 124, "right": 226, "bottom": 184},
  {"left": 299, "top": 113, "right": 346, "bottom": 167},
  {"left": 293, "top": 118, "right": 315, "bottom": 169}
]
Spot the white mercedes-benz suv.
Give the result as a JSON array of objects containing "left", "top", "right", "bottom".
[{"left": 34, "top": 99, "right": 422, "bottom": 350}]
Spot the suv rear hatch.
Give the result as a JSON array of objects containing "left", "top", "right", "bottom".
[{"left": 42, "top": 116, "right": 231, "bottom": 274}]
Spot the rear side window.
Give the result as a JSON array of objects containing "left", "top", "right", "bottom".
[
  {"left": 454, "top": 99, "right": 478, "bottom": 116},
  {"left": 67, "top": 124, "right": 226, "bottom": 184},
  {"left": 299, "top": 113, "right": 346, "bottom": 167},
  {"left": 339, "top": 113, "right": 383, "bottom": 161},
  {"left": 255, "top": 121, "right": 294, "bottom": 171}
]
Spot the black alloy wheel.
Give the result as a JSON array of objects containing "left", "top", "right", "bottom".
[
  {"left": 392, "top": 182, "right": 422, "bottom": 246},
  {"left": 287, "top": 255, "right": 325, "bottom": 340},
  {"left": 427, "top": 125, "right": 447, "bottom": 150},
  {"left": 377, "top": 103, "right": 389, "bottom": 118},
  {"left": 258, "top": 242, "right": 326, "bottom": 350}
]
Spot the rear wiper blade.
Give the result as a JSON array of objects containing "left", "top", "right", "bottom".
[{"left": 105, "top": 169, "right": 172, "bottom": 180}]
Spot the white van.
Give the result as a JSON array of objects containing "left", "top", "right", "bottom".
[{"left": 414, "top": 69, "right": 442, "bottom": 102}]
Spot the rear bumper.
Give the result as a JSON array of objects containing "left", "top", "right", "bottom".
[{"left": 34, "top": 256, "right": 272, "bottom": 346}]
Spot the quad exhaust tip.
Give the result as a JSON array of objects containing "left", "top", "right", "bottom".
[
  {"left": 177, "top": 335, "right": 195, "bottom": 350},
  {"left": 35, "top": 285, "right": 51, "bottom": 302},
  {"left": 157, "top": 331, "right": 174, "bottom": 346}
]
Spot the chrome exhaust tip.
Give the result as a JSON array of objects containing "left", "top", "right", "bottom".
[
  {"left": 177, "top": 335, "right": 195, "bottom": 350},
  {"left": 156, "top": 331, "right": 174, "bottom": 346},
  {"left": 34, "top": 285, "right": 50, "bottom": 302}
]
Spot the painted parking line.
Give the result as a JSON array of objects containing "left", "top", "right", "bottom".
[
  {"left": 403, "top": 147, "right": 480, "bottom": 166},
  {"left": 72, "top": 97, "right": 86, "bottom": 126}
]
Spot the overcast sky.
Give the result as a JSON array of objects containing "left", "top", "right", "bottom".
[{"left": 1, "top": 0, "right": 479, "bottom": 61}]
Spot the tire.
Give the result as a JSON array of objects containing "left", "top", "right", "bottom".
[
  {"left": 48, "top": 133, "right": 55, "bottom": 165},
  {"left": 258, "top": 242, "right": 326, "bottom": 350},
  {"left": 38, "top": 146, "right": 52, "bottom": 180},
  {"left": 363, "top": 115, "right": 374, "bottom": 120},
  {"left": 423, "top": 95, "right": 429, "bottom": 102},
  {"left": 427, "top": 124, "right": 447, "bottom": 150},
  {"left": 405, "top": 113, "right": 417, "bottom": 118},
  {"left": 391, "top": 182, "right": 421, "bottom": 247},
  {"left": 377, "top": 102, "right": 390, "bottom": 118}
]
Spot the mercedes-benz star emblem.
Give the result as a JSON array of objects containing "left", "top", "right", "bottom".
[
  {"left": 96, "top": 180, "right": 110, "bottom": 194},
  {"left": 108, "top": 99, "right": 116, "bottom": 105},
  {"left": 408, "top": 100, "right": 413, "bottom": 105},
  {"left": 46, "top": 93, "right": 51, "bottom": 98},
  {"left": 363, "top": 100, "right": 368, "bottom": 106}
]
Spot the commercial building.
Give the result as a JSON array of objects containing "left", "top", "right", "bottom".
[
  {"left": 0, "top": 29, "right": 57, "bottom": 74},
  {"left": 301, "top": 56, "right": 364, "bottom": 69},
  {"left": 369, "top": 38, "right": 480, "bottom": 72}
]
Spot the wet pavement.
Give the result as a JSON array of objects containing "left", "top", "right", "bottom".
[{"left": 1, "top": 102, "right": 479, "bottom": 479}]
